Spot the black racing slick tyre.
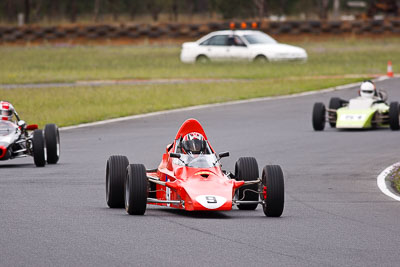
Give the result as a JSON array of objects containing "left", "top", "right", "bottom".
[
  {"left": 312, "top": 102, "right": 326, "bottom": 131},
  {"left": 44, "top": 124, "right": 60, "bottom": 164},
  {"left": 262, "top": 165, "right": 284, "bottom": 217},
  {"left": 125, "top": 164, "right": 148, "bottom": 215},
  {"left": 328, "top": 97, "right": 342, "bottom": 128},
  {"left": 106, "top": 155, "right": 129, "bottom": 208},
  {"left": 389, "top": 102, "right": 400, "bottom": 130},
  {"left": 234, "top": 157, "right": 259, "bottom": 210},
  {"left": 33, "top": 129, "right": 46, "bottom": 167}
]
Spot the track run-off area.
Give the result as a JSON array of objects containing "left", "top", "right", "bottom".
[
  {"left": 1, "top": 77, "right": 400, "bottom": 266},
  {"left": 0, "top": 74, "right": 390, "bottom": 90}
]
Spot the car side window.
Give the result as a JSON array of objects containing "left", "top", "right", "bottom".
[
  {"left": 228, "top": 35, "right": 246, "bottom": 47},
  {"left": 199, "top": 37, "right": 211, "bottom": 46},
  {"left": 202, "top": 35, "right": 228, "bottom": 46}
]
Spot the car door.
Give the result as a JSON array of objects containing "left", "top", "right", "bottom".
[
  {"left": 199, "top": 35, "right": 230, "bottom": 61},
  {"left": 227, "top": 35, "right": 251, "bottom": 61}
]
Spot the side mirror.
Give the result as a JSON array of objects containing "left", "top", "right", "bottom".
[
  {"left": 166, "top": 143, "right": 173, "bottom": 152},
  {"left": 17, "top": 120, "right": 26, "bottom": 128},
  {"left": 218, "top": 151, "right": 229, "bottom": 158},
  {"left": 26, "top": 124, "right": 38, "bottom": 131},
  {"left": 170, "top": 153, "right": 181, "bottom": 159}
]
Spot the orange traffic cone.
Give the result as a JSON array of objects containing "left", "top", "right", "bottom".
[{"left": 387, "top": 61, "right": 394, "bottom": 77}]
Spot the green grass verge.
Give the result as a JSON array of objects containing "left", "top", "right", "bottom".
[
  {"left": 0, "top": 37, "right": 399, "bottom": 84},
  {"left": 1, "top": 77, "right": 362, "bottom": 128},
  {"left": 388, "top": 166, "right": 400, "bottom": 194}
]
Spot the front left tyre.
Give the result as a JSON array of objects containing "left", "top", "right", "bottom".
[
  {"left": 312, "top": 102, "right": 326, "bottom": 131},
  {"left": 106, "top": 155, "right": 129, "bottom": 208},
  {"left": 389, "top": 102, "right": 400, "bottom": 130},
  {"left": 262, "top": 165, "right": 284, "bottom": 217},
  {"left": 125, "top": 164, "right": 148, "bottom": 215},
  {"left": 44, "top": 124, "right": 60, "bottom": 164},
  {"left": 33, "top": 129, "right": 46, "bottom": 167}
]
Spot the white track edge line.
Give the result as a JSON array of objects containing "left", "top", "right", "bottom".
[
  {"left": 60, "top": 76, "right": 390, "bottom": 131},
  {"left": 377, "top": 162, "right": 400, "bottom": 201}
]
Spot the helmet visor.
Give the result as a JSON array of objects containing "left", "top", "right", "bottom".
[
  {"left": 1, "top": 110, "right": 12, "bottom": 116},
  {"left": 182, "top": 140, "right": 206, "bottom": 154},
  {"left": 362, "top": 90, "right": 374, "bottom": 94}
]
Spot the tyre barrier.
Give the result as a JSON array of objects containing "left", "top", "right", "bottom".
[{"left": 1, "top": 20, "right": 399, "bottom": 43}]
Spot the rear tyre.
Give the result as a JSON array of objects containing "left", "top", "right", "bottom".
[
  {"left": 262, "top": 165, "right": 284, "bottom": 217},
  {"left": 44, "top": 124, "right": 60, "bottom": 164},
  {"left": 125, "top": 164, "right": 148, "bottom": 215},
  {"left": 253, "top": 55, "right": 268, "bottom": 63},
  {"left": 196, "top": 55, "right": 209, "bottom": 64},
  {"left": 234, "top": 157, "right": 259, "bottom": 210},
  {"left": 106, "top": 155, "right": 129, "bottom": 208},
  {"left": 33, "top": 129, "right": 46, "bottom": 167},
  {"left": 328, "top": 97, "right": 342, "bottom": 128},
  {"left": 312, "top": 102, "right": 326, "bottom": 131},
  {"left": 389, "top": 102, "right": 400, "bottom": 130}
]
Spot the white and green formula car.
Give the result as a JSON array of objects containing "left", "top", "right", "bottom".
[{"left": 312, "top": 96, "right": 400, "bottom": 131}]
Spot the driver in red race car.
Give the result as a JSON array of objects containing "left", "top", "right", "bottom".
[{"left": 181, "top": 132, "right": 209, "bottom": 154}]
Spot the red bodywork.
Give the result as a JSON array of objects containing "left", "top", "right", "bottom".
[
  {"left": 0, "top": 146, "right": 6, "bottom": 159},
  {"left": 147, "top": 119, "right": 244, "bottom": 211}
]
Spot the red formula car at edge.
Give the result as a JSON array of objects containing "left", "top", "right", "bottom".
[{"left": 106, "top": 119, "right": 284, "bottom": 217}]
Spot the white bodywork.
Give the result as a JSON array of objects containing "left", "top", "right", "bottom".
[
  {"left": 348, "top": 97, "right": 388, "bottom": 113},
  {"left": 348, "top": 98, "right": 375, "bottom": 109},
  {"left": 180, "top": 30, "right": 308, "bottom": 63},
  {"left": 0, "top": 121, "right": 20, "bottom": 146}
]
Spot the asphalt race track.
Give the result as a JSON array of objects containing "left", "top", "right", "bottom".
[{"left": 2, "top": 78, "right": 400, "bottom": 266}]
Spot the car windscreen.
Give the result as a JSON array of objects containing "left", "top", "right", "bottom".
[
  {"left": 174, "top": 154, "right": 219, "bottom": 168},
  {"left": 242, "top": 33, "right": 277, "bottom": 44},
  {"left": 0, "top": 121, "right": 17, "bottom": 136}
]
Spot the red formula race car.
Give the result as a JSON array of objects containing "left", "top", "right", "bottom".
[{"left": 106, "top": 119, "right": 284, "bottom": 217}]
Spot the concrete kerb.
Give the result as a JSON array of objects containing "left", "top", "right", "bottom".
[{"left": 377, "top": 163, "right": 400, "bottom": 201}]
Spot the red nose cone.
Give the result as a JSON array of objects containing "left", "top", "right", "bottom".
[{"left": 0, "top": 146, "right": 6, "bottom": 159}]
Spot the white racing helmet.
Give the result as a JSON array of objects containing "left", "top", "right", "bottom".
[
  {"left": 182, "top": 132, "right": 206, "bottom": 154},
  {"left": 360, "top": 81, "right": 376, "bottom": 99},
  {"left": 0, "top": 101, "right": 14, "bottom": 121}
]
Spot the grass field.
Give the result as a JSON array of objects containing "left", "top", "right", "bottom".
[
  {"left": 0, "top": 38, "right": 399, "bottom": 84},
  {"left": 0, "top": 37, "right": 398, "bottom": 127},
  {"left": 388, "top": 166, "right": 400, "bottom": 194},
  {"left": 0, "top": 78, "right": 361, "bottom": 127}
]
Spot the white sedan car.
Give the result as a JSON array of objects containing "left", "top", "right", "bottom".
[{"left": 180, "top": 30, "right": 307, "bottom": 63}]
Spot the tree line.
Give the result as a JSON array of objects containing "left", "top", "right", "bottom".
[{"left": 0, "top": 0, "right": 380, "bottom": 24}]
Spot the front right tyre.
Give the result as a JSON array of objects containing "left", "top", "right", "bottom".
[
  {"left": 312, "top": 102, "right": 326, "bottom": 131},
  {"left": 328, "top": 97, "right": 342, "bottom": 128},
  {"left": 125, "top": 164, "right": 148, "bottom": 215},
  {"left": 106, "top": 155, "right": 129, "bottom": 208}
]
